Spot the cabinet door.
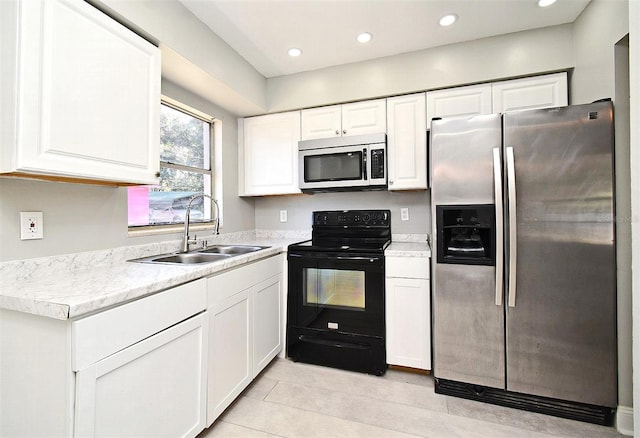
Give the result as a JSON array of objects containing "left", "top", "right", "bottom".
[
  {"left": 253, "top": 274, "right": 283, "bottom": 376},
  {"left": 426, "top": 84, "right": 492, "bottom": 124},
  {"left": 492, "top": 72, "right": 568, "bottom": 113},
  {"left": 341, "top": 99, "right": 387, "bottom": 136},
  {"left": 75, "top": 313, "right": 208, "bottom": 438},
  {"left": 301, "top": 105, "right": 342, "bottom": 140},
  {"left": 207, "top": 289, "right": 252, "bottom": 425},
  {"left": 4, "top": 0, "right": 160, "bottom": 184},
  {"left": 241, "top": 111, "right": 301, "bottom": 196},
  {"left": 385, "top": 277, "right": 431, "bottom": 370},
  {"left": 387, "top": 93, "right": 428, "bottom": 190}
]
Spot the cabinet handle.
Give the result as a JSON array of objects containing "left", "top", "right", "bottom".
[
  {"left": 335, "top": 130, "right": 340, "bottom": 135},
  {"left": 343, "top": 129, "right": 347, "bottom": 134},
  {"left": 389, "top": 180, "right": 393, "bottom": 185},
  {"left": 155, "top": 171, "right": 160, "bottom": 178}
]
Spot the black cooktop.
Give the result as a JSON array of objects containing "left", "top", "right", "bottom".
[{"left": 289, "top": 210, "right": 391, "bottom": 254}]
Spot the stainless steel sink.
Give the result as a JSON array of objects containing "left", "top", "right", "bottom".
[
  {"left": 197, "top": 245, "right": 269, "bottom": 255},
  {"left": 129, "top": 244, "right": 269, "bottom": 265},
  {"left": 150, "top": 253, "right": 232, "bottom": 264}
]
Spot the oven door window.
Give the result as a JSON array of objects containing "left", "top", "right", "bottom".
[
  {"left": 303, "top": 268, "right": 365, "bottom": 310},
  {"left": 304, "top": 151, "right": 362, "bottom": 183}
]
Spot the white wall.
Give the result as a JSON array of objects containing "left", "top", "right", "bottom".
[
  {"left": 266, "top": 24, "right": 574, "bottom": 112},
  {"left": 572, "top": 0, "right": 633, "bottom": 428},
  {"left": 254, "top": 191, "right": 430, "bottom": 236}
]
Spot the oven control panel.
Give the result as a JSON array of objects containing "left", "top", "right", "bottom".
[{"left": 313, "top": 210, "right": 390, "bottom": 227}]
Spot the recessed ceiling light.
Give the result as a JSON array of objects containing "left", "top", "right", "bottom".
[
  {"left": 288, "top": 48, "right": 302, "bottom": 57},
  {"left": 538, "top": 0, "right": 557, "bottom": 6},
  {"left": 357, "top": 32, "right": 372, "bottom": 43},
  {"left": 439, "top": 14, "right": 457, "bottom": 27}
]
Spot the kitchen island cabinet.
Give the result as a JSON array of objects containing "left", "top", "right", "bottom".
[
  {"left": 0, "top": 279, "right": 208, "bottom": 437},
  {"left": 206, "top": 254, "right": 283, "bottom": 425},
  {"left": 385, "top": 243, "right": 431, "bottom": 370},
  {"left": 239, "top": 111, "right": 301, "bottom": 196},
  {"left": 0, "top": 0, "right": 160, "bottom": 185}
]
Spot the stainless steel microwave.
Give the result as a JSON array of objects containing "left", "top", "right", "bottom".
[{"left": 298, "top": 133, "right": 387, "bottom": 193}]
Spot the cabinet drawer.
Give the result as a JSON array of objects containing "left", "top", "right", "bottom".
[
  {"left": 386, "top": 256, "right": 429, "bottom": 279},
  {"left": 207, "top": 255, "right": 282, "bottom": 303},
  {"left": 72, "top": 279, "right": 206, "bottom": 370}
]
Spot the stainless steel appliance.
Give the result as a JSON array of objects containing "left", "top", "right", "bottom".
[
  {"left": 430, "top": 101, "right": 617, "bottom": 425},
  {"left": 298, "top": 133, "right": 386, "bottom": 192},
  {"left": 287, "top": 210, "right": 391, "bottom": 375}
]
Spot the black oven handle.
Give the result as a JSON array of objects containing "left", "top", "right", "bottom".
[
  {"left": 289, "top": 253, "right": 383, "bottom": 263},
  {"left": 335, "top": 256, "right": 381, "bottom": 262}
]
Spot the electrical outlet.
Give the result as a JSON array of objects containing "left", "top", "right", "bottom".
[
  {"left": 279, "top": 210, "right": 288, "bottom": 223},
  {"left": 400, "top": 208, "right": 409, "bottom": 221},
  {"left": 20, "top": 211, "right": 44, "bottom": 240}
]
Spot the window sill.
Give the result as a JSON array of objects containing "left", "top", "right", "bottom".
[{"left": 128, "top": 222, "right": 218, "bottom": 238}]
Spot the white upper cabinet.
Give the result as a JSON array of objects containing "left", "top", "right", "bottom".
[
  {"left": 492, "top": 72, "right": 568, "bottom": 113},
  {"left": 239, "top": 111, "right": 301, "bottom": 196},
  {"left": 300, "top": 105, "right": 342, "bottom": 139},
  {"left": 341, "top": 99, "right": 387, "bottom": 136},
  {"left": 301, "top": 99, "right": 386, "bottom": 140},
  {"left": 426, "top": 84, "right": 493, "bottom": 125},
  {"left": 386, "top": 93, "right": 428, "bottom": 190},
  {"left": 0, "top": 0, "right": 161, "bottom": 185}
]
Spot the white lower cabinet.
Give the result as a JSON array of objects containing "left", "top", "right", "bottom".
[
  {"left": 385, "top": 256, "right": 431, "bottom": 370},
  {"left": 208, "top": 287, "right": 252, "bottom": 422},
  {"left": 0, "top": 279, "right": 208, "bottom": 437},
  {"left": 74, "top": 313, "right": 208, "bottom": 437},
  {"left": 206, "top": 255, "right": 283, "bottom": 425}
]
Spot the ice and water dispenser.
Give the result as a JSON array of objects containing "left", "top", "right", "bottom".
[{"left": 436, "top": 205, "right": 495, "bottom": 266}]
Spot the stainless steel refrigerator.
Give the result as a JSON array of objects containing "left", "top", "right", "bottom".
[{"left": 430, "top": 101, "right": 617, "bottom": 425}]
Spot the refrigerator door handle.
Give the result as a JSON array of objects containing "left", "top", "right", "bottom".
[
  {"left": 506, "top": 147, "right": 518, "bottom": 307},
  {"left": 493, "top": 148, "right": 504, "bottom": 306}
]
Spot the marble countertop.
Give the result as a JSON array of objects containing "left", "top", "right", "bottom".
[
  {"left": 0, "top": 231, "right": 429, "bottom": 321},
  {"left": 0, "top": 232, "right": 308, "bottom": 321},
  {"left": 385, "top": 241, "right": 431, "bottom": 258}
]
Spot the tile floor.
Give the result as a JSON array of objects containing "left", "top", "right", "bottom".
[{"left": 198, "top": 359, "right": 625, "bottom": 438}]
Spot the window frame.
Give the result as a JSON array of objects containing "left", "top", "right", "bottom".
[{"left": 128, "top": 97, "right": 217, "bottom": 235}]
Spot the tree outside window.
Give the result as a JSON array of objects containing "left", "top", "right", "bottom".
[{"left": 128, "top": 103, "right": 213, "bottom": 227}]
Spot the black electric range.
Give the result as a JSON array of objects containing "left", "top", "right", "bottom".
[{"left": 286, "top": 210, "right": 391, "bottom": 376}]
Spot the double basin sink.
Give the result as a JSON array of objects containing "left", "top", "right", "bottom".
[{"left": 131, "top": 245, "right": 270, "bottom": 265}]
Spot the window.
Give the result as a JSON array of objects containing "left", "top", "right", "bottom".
[{"left": 128, "top": 102, "right": 214, "bottom": 227}]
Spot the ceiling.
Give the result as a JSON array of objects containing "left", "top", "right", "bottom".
[{"left": 178, "top": 0, "right": 590, "bottom": 78}]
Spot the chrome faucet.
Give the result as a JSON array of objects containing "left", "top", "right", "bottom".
[{"left": 181, "top": 193, "right": 220, "bottom": 252}]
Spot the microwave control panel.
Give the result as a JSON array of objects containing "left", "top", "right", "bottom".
[{"left": 370, "top": 149, "right": 385, "bottom": 179}]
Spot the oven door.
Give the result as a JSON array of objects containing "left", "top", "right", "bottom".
[
  {"left": 287, "top": 251, "right": 385, "bottom": 337},
  {"left": 299, "top": 145, "right": 370, "bottom": 190}
]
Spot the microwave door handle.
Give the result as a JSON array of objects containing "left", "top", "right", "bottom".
[{"left": 362, "top": 148, "right": 368, "bottom": 181}]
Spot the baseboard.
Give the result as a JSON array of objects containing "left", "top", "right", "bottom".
[{"left": 616, "top": 405, "right": 634, "bottom": 436}]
